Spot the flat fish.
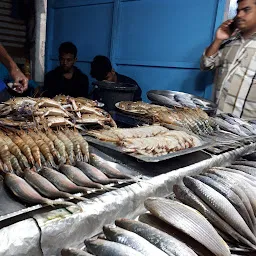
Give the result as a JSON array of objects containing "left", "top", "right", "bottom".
[
  {"left": 195, "top": 175, "right": 254, "bottom": 232},
  {"left": 115, "top": 218, "right": 197, "bottom": 256},
  {"left": 184, "top": 176, "right": 256, "bottom": 245},
  {"left": 173, "top": 182, "right": 256, "bottom": 249},
  {"left": 144, "top": 197, "right": 231, "bottom": 256},
  {"left": 103, "top": 225, "right": 168, "bottom": 256},
  {"left": 85, "top": 238, "right": 144, "bottom": 256}
]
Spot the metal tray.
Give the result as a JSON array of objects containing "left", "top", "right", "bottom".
[
  {"left": 85, "top": 136, "right": 213, "bottom": 163},
  {"left": 147, "top": 90, "right": 217, "bottom": 113}
]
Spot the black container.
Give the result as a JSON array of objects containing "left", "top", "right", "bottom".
[{"left": 92, "top": 81, "right": 138, "bottom": 111}]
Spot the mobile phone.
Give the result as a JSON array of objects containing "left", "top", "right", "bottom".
[{"left": 229, "top": 21, "right": 237, "bottom": 34}]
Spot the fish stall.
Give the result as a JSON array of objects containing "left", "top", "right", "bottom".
[{"left": 0, "top": 95, "right": 256, "bottom": 255}]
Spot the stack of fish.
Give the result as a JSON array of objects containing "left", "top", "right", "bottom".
[
  {"left": 214, "top": 113, "right": 256, "bottom": 137},
  {"left": 117, "top": 101, "right": 217, "bottom": 135},
  {"left": 87, "top": 125, "right": 202, "bottom": 157},
  {"left": 173, "top": 159, "right": 256, "bottom": 251},
  {"left": 0, "top": 96, "right": 116, "bottom": 129},
  {"left": 61, "top": 198, "right": 231, "bottom": 256},
  {"left": 4, "top": 153, "right": 137, "bottom": 207}
]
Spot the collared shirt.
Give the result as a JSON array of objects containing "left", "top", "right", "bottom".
[{"left": 200, "top": 33, "right": 256, "bottom": 119}]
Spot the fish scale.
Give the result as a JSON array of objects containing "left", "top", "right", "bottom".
[
  {"left": 195, "top": 175, "right": 255, "bottom": 232},
  {"left": 115, "top": 218, "right": 197, "bottom": 256},
  {"left": 173, "top": 183, "right": 256, "bottom": 249},
  {"left": 204, "top": 172, "right": 255, "bottom": 227},
  {"left": 144, "top": 197, "right": 231, "bottom": 256},
  {"left": 103, "top": 225, "right": 168, "bottom": 256},
  {"left": 184, "top": 177, "right": 256, "bottom": 245},
  {"left": 85, "top": 239, "right": 144, "bottom": 256}
]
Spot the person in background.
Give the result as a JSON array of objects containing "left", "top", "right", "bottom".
[
  {"left": 42, "top": 42, "right": 89, "bottom": 98},
  {"left": 90, "top": 55, "right": 142, "bottom": 101},
  {"left": 0, "top": 44, "right": 28, "bottom": 94},
  {"left": 200, "top": 0, "right": 256, "bottom": 119}
]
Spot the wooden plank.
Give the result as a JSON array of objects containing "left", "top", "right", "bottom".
[
  {"left": 1, "top": 41, "right": 24, "bottom": 48},
  {"left": 0, "top": 9, "right": 11, "bottom": 15},
  {"left": 0, "top": 2, "right": 12, "bottom": 9}
]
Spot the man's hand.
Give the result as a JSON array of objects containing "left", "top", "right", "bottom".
[
  {"left": 9, "top": 67, "right": 28, "bottom": 93},
  {"left": 216, "top": 19, "right": 235, "bottom": 41}
]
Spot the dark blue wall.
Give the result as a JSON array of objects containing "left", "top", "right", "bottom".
[{"left": 46, "top": 0, "right": 226, "bottom": 100}]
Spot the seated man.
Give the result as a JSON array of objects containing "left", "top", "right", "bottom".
[
  {"left": 90, "top": 55, "right": 142, "bottom": 101},
  {"left": 43, "top": 42, "right": 89, "bottom": 98}
]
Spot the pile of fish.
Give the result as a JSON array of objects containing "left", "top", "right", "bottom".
[
  {"left": 173, "top": 159, "right": 256, "bottom": 252},
  {"left": 61, "top": 198, "right": 231, "bottom": 256},
  {"left": 214, "top": 113, "right": 256, "bottom": 137},
  {"left": 0, "top": 96, "right": 116, "bottom": 129},
  {"left": 4, "top": 153, "right": 136, "bottom": 206},
  {"left": 87, "top": 125, "right": 202, "bottom": 157},
  {"left": 117, "top": 101, "right": 217, "bottom": 135},
  {"left": 0, "top": 127, "right": 89, "bottom": 175}
]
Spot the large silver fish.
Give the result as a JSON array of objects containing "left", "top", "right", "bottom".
[
  {"left": 204, "top": 172, "right": 255, "bottom": 226},
  {"left": 184, "top": 176, "right": 256, "bottom": 245},
  {"left": 144, "top": 197, "right": 231, "bottom": 256},
  {"left": 115, "top": 218, "right": 197, "bottom": 256},
  {"left": 195, "top": 175, "right": 254, "bottom": 232},
  {"left": 103, "top": 225, "right": 168, "bottom": 256},
  {"left": 173, "top": 182, "right": 256, "bottom": 249},
  {"left": 234, "top": 161, "right": 256, "bottom": 169},
  {"left": 139, "top": 213, "right": 215, "bottom": 256},
  {"left": 228, "top": 164, "right": 256, "bottom": 177},
  {"left": 85, "top": 239, "right": 144, "bottom": 256}
]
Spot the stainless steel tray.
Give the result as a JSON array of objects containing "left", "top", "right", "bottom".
[
  {"left": 147, "top": 90, "right": 217, "bottom": 113},
  {"left": 85, "top": 136, "right": 213, "bottom": 163}
]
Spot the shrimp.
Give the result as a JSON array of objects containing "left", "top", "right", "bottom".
[
  {"left": 0, "top": 140, "right": 13, "bottom": 172},
  {"left": 55, "top": 130, "right": 74, "bottom": 164},
  {"left": 19, "top": 131, "right": 41, "bottom": 168},
  {"left": 0, "top": 131, "right": 30, "bottom": 169},
  {"left": 64, "top": 129, "right": 83, "bottom": 161},
  {"left": 45, "top": 130, "right": 67, "bottom": 163},
  {"left": 73, "top": 130, "right": 89, "bottom": 162},
  {"left": 8, "top": 133, "right": 35, "bottom": 166},
  {"left": 9, "top": 153, "right": 23, "bottom": 176},
  {"left": 29, "top": 131, "right": 56, "bottom": 168},
  {"left": 38, "top": 130, "right": 62, "bottom": 164}
]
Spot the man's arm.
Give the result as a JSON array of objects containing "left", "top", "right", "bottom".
[
  {"left": 201, "top": 19, "right": 235, "bottom": 71},
  {"left": 0, "top": 44, "right": 28, "bottom": 93}
]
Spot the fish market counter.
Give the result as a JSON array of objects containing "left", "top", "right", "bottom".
[{"left": 1, "top": 143, "right": 256, "bottom": 256}]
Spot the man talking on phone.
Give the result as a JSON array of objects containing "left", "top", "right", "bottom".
[{"left": 201, "top": 0, "right": 256, "bottom": 119}]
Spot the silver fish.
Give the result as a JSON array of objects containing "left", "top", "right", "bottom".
[
  {"left": 173, "top": 182, "right": 256, "bottom": 249},
  {"left": 195, "top": 175, "right": 254, "bottom": 232},
  {"left": 85, "top": 238, "right": 144, "bottom": 256},
  {"left": 103, "top": 225, "right": 168, "bottom": 256},
  {"left": 61, "top": 248, "right": 93, "bottom": 256},
  {"left": 183, "top": 177, "right": 256, "bottom": 245},
  {"left": 234, "top": 161, "right": 256, "bottom": 169},
  {"left": 115, "top": 218, "right": 197, "bottom": 256},
  {"left": 144, "top": 197, "right": 231, "bottom": 256},
  {"left": 203, "top": 172, "right": 255, "bottom": 227},
  {"left": 228, "top": 164, "right": 256, "bottom": 177}
]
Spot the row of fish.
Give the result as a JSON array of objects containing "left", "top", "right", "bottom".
[
  {"left": 117, "top": 101, "right": 217, "bottom": 135},
  {"left": 173, "top": 159, "right": 256, "bottom": 254},
  {"left": 87, "top": 125, "right": 202, "bottom": 157},
  {"left": 0, "top": 127, "right": 89, "bottom": 175},
  {"left": 4, "top": 153, "right": 136, "bottom": 206},
  {"left": 214, "top": 113, "right": 256, "bottom": 137},
  {"left": 0, "top": 96, "right": 116, "bottom": 129},
  {"left": 61, "top": 198, "right": 230, "bottom": 256}
]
